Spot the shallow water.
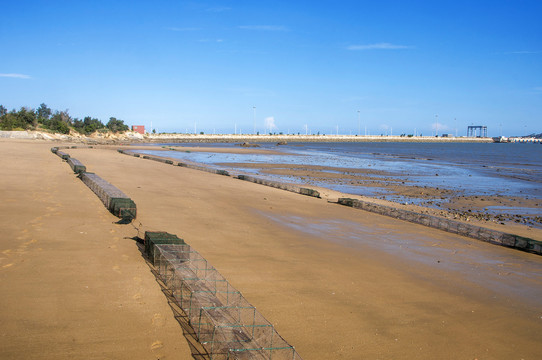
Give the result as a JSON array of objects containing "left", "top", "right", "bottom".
[{"left": 139, "top": 142, "right": 542, "bottom": 207}]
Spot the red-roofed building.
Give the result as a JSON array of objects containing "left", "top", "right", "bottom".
[{"left": 132, "top": 125, "right": 145, "bottom": 134}]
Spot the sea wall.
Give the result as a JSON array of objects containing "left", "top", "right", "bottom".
[
  {"left": 144, "top": 134, "right": 493, "bottom": 144},
  {"left": 0, "top": 129, "right": 495, "bottom": 144}
]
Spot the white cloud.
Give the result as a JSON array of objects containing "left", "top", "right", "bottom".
[
  {"left": 239, "top": 25, "right": 288, "bottom": 32},
  {"left": 347, "top": 43, "right": 412, "bottom": 51},
  {"left": 265, "top": 116, "right": 277, "bottom": 131},
  {"left": 0, "top": 73, "right": 31, "bottom": 79}
]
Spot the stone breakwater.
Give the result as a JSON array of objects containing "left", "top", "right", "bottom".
[{"left": 143, "top": 134, "right": 493, "bottom": 143}]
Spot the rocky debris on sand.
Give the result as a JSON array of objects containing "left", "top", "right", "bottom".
[{"left": 237, "top": 142, "right": 260, "bottom": 148}]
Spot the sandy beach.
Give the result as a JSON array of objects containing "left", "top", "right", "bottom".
[{"left": 2, "top": 139, "right": 542, "bottom": 359}]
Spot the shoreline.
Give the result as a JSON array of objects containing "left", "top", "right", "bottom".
[
  {"left": 120, "top": 147, "right": 542, "bottom": 249},
  {"left": 127, "top": 145, "right": 542, "bottom": 239},
  {"left": 1, "top": 130, "right": 494, "bottom": 143}
]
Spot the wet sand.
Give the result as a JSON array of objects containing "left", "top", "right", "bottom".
[
  {"left": 2, "top": 140, "right": 542, "bottom": 359},
  {"left": 215, "top": 161, "right": 542, "bottom": 236}
]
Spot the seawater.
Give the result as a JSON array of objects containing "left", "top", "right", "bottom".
[{"left": 138, "top": 142, "right": 542, "bottom": 202}]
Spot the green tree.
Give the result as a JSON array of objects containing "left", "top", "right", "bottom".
[
  {"left": 0, "top": 111, "right": 18, "bottom": 130},
  {"left": 17, "top": 107, "right": 37, "bottom": 129},
  {"left": 46, "top": 110, "right": 73, "bottom": 134},
  {"left": 106, "top": 117, "right": 128, "bottom": 133},
  {"left": 0, "top": 107, "right": 35, "bottom": 130},
  {"left": 59, "top": 110, "right": 72, "bottom": 125},
  {"left": 49, "top": 118, "right": 70, "bottom": 134},
  {"left": 1, "top": 103, "right": 138, "bottom": 136},
  {"left": 81, "top": 116, "right": 104, "bottom": 134},
  {"left": 36, "top": 103, "right": 51, "bottom": 122},
  {"left": 72, "top": 118, "right": 84, "bottom": 133}
]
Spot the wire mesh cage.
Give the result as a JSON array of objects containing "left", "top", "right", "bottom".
[
  {"left": 56, "top": 150, "right": 70, "bottom": 160},
  {"left": 151, "top": 243, "right": 303, "bottom": 360},
  {"left": 67, "top": 157, "right": 86, "bottom": 174},
  {"left": 144, "top": 232, "right": 185, "bottom": 262},
  {"left": 197, "top": 304, "right": 300, "bottom": 359},
  {"left": 226, "top": 329, "right": 304, "bottom": 360},
  {"left": 79, "top": 172, "right": 136, "bottom": 220}
]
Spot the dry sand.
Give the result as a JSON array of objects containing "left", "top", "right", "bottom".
[
  {"left": 0, "top": 141, "right": 193, "bottom": 359},
  {"left": 2, "top": 139, "right": 542, "bottom": 360}
]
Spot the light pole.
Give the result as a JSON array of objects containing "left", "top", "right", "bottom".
[
  {"left": 435, "top": 114, "right": 439, "bottom": 137},
  {"left": 253, "top": 106, "right": 256, "bottom": 134},
  {"left": 357, "top": 110, "right": 360, "bottom": 136},
  {"left": 454, "top": 118, "right": 457, "bottom": 137}
]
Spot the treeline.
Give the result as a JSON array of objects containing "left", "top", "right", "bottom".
[{"left": 0, "top": 103, "right": 129, "bottom": 135}]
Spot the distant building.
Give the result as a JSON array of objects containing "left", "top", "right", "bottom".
[{"left": 132, "top": 125, "right": 145, "bottom": 134}]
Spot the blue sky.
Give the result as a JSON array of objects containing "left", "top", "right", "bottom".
[{"left": 1, "top": 0, "right": 540, "bottom": 136}]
